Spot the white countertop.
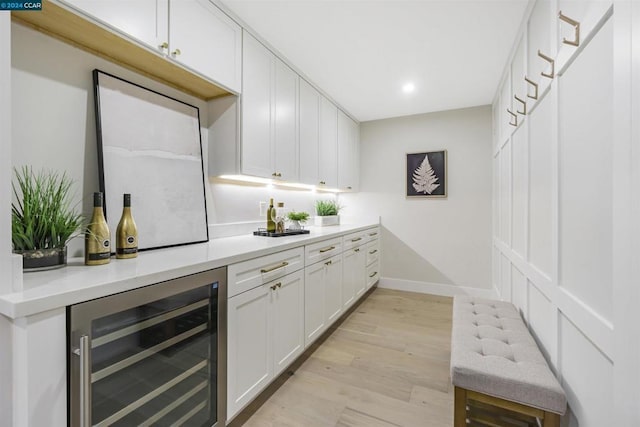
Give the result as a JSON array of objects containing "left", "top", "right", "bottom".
[{"left": 0, "top": 223, "right": 378, "bottom": 319}]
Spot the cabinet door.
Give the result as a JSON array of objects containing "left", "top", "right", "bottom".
[
  {"left": 319, "top": 97, "right": 338, "bottom": 188},
  {"left": 169, "top": 0, "right": 242, "bottom": 92},
  {"left": 298, "top": 79, "right": 320, "bottom": 186},
  {"left": 274, "top": 59, "right": 299, "bottom": 181},
  {"left": 337, "top": 110, "right": 357, "bottom": 190},
  {"left": 353, "top": 247, "right": 366, "bottom": 299},
  {"left": 227, "top": 284, "right": 273, "bottom": 419},
  {"left": 342, "top": 248, "right": 357, "bottom": 309},
  {"left": 61, "top": 0, "right": 166, "bottom": 50},
  {"left": 241, "top": 32, "right": 274, "bottom": 178},
  {"left": 325, "top": 255, "right": 343, "bottom": 324},
  {"left": 272, "top": 270, "right": 305, "bottom": 376},
  {"left": 304, "top": 261, "right": 326, "bottom": 346}
]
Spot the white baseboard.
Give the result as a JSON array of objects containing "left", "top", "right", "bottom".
[{"left": 378, "top": 277, "right": 498, "bottom": 299}]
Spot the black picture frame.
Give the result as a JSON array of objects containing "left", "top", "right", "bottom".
[
  {"left": 406, "top": 150, "right": 447, "bottom": 198},
  {"left": 93, "top": 69, "right": 209, "bottom": 251}
]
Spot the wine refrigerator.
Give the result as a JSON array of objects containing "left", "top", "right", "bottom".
[{"left": 68, "top": 268, "right": 227, "bottom": 426}]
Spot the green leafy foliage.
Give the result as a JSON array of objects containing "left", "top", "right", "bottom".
[
  {"left": 11, "top": 166, "right": 83, "bottom": 251},
  {"left": 315, "top": 199, "right": 341, "bottom": 216},
  {"left": 287, "top": 211, "right": 310, "bottom": 222}
]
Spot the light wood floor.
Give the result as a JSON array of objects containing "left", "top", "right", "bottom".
[{"left": 229, "top": 288, "right": 455, "bottom": 427}]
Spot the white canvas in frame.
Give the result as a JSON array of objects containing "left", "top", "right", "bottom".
[{"left": 94, "top": 70, "right": 208, "bottom": 250}]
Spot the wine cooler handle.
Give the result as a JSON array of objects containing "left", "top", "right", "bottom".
[{"left": 77, "top": 335, "right": 91, "bottom": 427}]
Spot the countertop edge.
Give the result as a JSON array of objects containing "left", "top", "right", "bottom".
[{"left": 0, "top": 223, "right": 379, "bottom": 319}]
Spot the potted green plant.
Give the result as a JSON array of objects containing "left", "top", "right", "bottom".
[
  {"left": 314, "top": 199, "right": 341, "bottom": 227},
  {"left": 287, "top": 211, "right": 309, "bottom": 230},
  {"left": 12, "top": 166, "right": 83, "bottom": 271}
]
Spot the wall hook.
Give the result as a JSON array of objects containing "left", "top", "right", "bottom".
[
  {"left": 538, "top": 50, "right": 555, "bottom": 79},
  {"left": 559, "top": 11, "right": 580, "bottom": 47},
  {"left": 524, "top": 77, "right": 538, "bottom": 100}
]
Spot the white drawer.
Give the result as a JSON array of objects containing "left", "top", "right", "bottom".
[
  {"left": 342, "top": 231, "right": 367, "bottom": 251},
  {"left": 365, "top": 240, "right": 379, "bottom": 266},
  {"left": 366, "top": 262, "right": 380, "bottom": 289},
  {"left": 305, "top": 237, "right": 342, "bottom": 266},
  {"left": 365, "top": 227, "right": 380, "bottom": 242},
  {"left": 228, "top": 247, "right": 305, "bottom": 297}
]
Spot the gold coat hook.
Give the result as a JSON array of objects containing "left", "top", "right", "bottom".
[
  {"left": 507, "top": 109, "right": 518, "bottom": 127},
  {"left": 514, "top": 95, "right": 527, "bottom": 115},
  {"left": 524, "top": 77, "right": 538, "bottom": 100},
  {"left": 559, "top": 11, "right": 580, "bottom": 47},
  {"left": 538, "top": 50, "right": 555, "bottom": 79}
]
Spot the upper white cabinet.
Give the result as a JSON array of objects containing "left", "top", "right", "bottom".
[
  {"left": 241, "top": 32, "right": 299, "bottom": 181},
  {"left": 337, "top": 110, "right": 359, "bottom": 191},
  {"left": 61, "top": 0, "right": 241, "bottom": 92},
  {"left": 299, "top": 80, "right": 339, "bottom": 188},
  {"left": 169, "top": 0, "right": 242, "bottom": 92}
]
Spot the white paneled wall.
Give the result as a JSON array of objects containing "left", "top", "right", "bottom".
[{"left": 492, "top": 1, "right": 626, "bottom": 425}]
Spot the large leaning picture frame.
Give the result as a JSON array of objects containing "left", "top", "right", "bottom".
[
  {"left": 93, "top": 70, "right": 209, "bottom": 251},
  {"left": 406, "top": 150, "right": 447, "bottom": 198}
]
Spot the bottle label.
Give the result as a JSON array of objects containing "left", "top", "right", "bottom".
[
  {"left": 87, "top": 252, "right": 110, "bottom": 261},
  {"left": 117, "top": 247, "right": 138, "bottom": 255},
  {"left": 126, "top": 236, "right": 136, "bottom": 245},
  {"left": 102, "top": 239, "right": 110, "bottom": 248}
]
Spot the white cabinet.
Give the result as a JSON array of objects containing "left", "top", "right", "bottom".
[
  {"left": 61, "top": 0, "right": 241, "bottom": 92},
  {"left": 319, "top": 96, "right": 339, "bottom": 188},
  {"left": 337, "top": 110, "right": 359, "bottom": 191},
  {"left": 342, "top": 244, "right": 366, "bottom": 309},
  {"left": 299, "top": 79, "right": 320, "bottom": 185},
  {"left": 169, "top": 0, "right": 242, "bottom": 92},
  {"left": 227, "top": 268, "right": 305, "bottom": 420},
  {"left": 241, "top": 32, "right": 299, "bottom": 180},
  {"left": 304, "top": 253, "right": 342, "bottom": 346}
]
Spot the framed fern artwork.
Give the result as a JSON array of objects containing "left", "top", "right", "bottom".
[{"left": 406, "top": 150, "right": 447, "bottom": 198}]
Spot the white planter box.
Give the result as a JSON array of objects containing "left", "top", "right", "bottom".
[{"left": 314, "top": 215, "right": 340, "bottom": 227}]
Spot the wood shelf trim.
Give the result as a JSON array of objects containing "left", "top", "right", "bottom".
[{"left": 12, "top": 0, "right": 233, "bottom": 100}]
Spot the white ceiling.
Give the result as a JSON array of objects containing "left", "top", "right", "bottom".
[{"left": 221, "top": 0, "right": 529, "bottom": 122}]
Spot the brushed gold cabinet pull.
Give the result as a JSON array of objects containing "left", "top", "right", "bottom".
[
  {"left": 354, "top": 248, "right": 360, "bottom": 253},
  {"left": 158, "top": 42, "right": 169, "bottom": 51},
  {"left": 514, "top": 95, "right": 527, "bottom": 115},
  {"left": 507, "top": 109, "right": 518, "bottom": 127},
  {"left": 261, "top": 261, "right": 289, "bottom": 273},
  {"left": 538, "top": 50, "right": 555, "bottom": 79},
  {"left": 276, "top": 282, "right": 282, "bottom": 288},
  {"left": 559, "top": 11, "right": 580, "bottom": 47},
  {"left": 369, "top": 271, "right": 377, "bottom": 278},
  {"left": 319, "top": 181, "right": 326, "bottom": 185},
  {"left": 319, "top": 246, "right": 335, "bottom": 253},
  {"left": 369, "top": 249, "right": 378, "bottom": 255},
  {"left": 171, "top": 48, "right": 181, "bottom": 57},
  {"left": 325, "top": 260, "right": 332, "bottom": 266},
  {"left": 270, "top": 284, "right": 277, "bottom": 291},
  {"left": 369, "top": 232, "right": 378, "bottom": 236},
  {"left": 351, "top": 237, "right": 362, "bottom": 242},
  {"left": 524, "top": 77, "right": 538, "bottom": 100}
]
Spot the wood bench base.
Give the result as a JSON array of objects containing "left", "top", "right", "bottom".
[{"left": 455, "top": 387, "right": 561, "bottom": 427}]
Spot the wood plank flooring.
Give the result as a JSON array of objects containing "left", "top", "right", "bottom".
[{"left": 229, "top": 288, "right": 455, "bottom": 427}]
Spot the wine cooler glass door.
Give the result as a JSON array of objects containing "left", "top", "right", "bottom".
[{"left": 69, "top": 268, "right": 226, "bottom": 427}]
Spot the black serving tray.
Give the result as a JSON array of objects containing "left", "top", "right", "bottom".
[{"left": 253, "top": 229, "right": 310, "bottom": 237}]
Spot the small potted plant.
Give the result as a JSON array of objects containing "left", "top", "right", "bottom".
[
  {"left": 12, "top": 166, "right": 83, "bottom": 271},
  {"left": 314, "top": 199, "right": 341, "bottom": 227},
  {"left": 287, "top": 211, "right": 309, "bottom": 230}
]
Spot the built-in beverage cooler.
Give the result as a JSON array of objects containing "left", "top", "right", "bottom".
[{"left": 68, "top": 268, "right": 227, "bottom": 427}]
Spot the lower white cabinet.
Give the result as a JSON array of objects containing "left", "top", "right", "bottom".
[
  {"left": 342, "top": 245, "right": 366, "bottom": 310},
  {"left": 227, "top": 269, "right": 304, "bottom": 420},
  {"left": 304, "top": 253, "right": 343, "bottom": 346}
]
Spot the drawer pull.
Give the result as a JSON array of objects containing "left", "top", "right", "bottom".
[
  {"left": 354, "top": 248, "right": 360, "bottom": 253},
  {"left": 325, "top": 260, "right": 332, "bottom": 266},
  {"left": 319, "top": 246, "right": 336, "bottom": 253},
  {"left": 369, "top": 249, "right": 378, "bottom": 255},
  {"left": 270, "top": 282, "right": 282, "bottom": 291},
  {"left": 351, "top": 237, "right": 362, "bottom": 242},
  {"left": 369, "top": 271, "right": 378, "bottom": 278},
  {"left": 369, "top": 232, "right": 378, "bottom": 237},
  {"left": 261, "top": 261, "right": 289, "bottom": 274}
]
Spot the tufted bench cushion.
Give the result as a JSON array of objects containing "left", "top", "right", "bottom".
[{"left": 450, "top": 296, "right": 566, "bottom": 415}]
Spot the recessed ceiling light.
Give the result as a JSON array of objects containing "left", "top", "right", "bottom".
[{"left": 402, "top": 82, "right": 415, "bottom": 93}]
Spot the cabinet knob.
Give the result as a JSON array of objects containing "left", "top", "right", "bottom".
[
  {"left": 270, "top": 284, "right": 277, "bottom": 291},
  {"left": 276, "top": 172, "right": 282, "bottom": 178},
  {"left": 276, "top": 282, "right": 282, "bottom": 288},
  {"left": 171, "top": 48, "right": 181, "bottom": 57},
  {"left": 319, "top": 181, "right": 326, "bottom": 185},
  {"left": 347, "top": 186, "right": 352, "bottom": 190},
  {"left": 158, "top": 42, "right": 168, "bottom": 51}
]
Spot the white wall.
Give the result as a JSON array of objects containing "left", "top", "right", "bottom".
[{"left": 340, "top": 106, "right": 494, "bottom": 296}]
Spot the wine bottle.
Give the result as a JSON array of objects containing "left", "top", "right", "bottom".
[
  {"left": 116, "top": 193, "right": 138, "bottom": 259},
  {"left": 267, "top": 198, "right": 276, "bottom": 233},
  {"left": 85, "top": 192, "right": 111, "bottom": 265}
]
